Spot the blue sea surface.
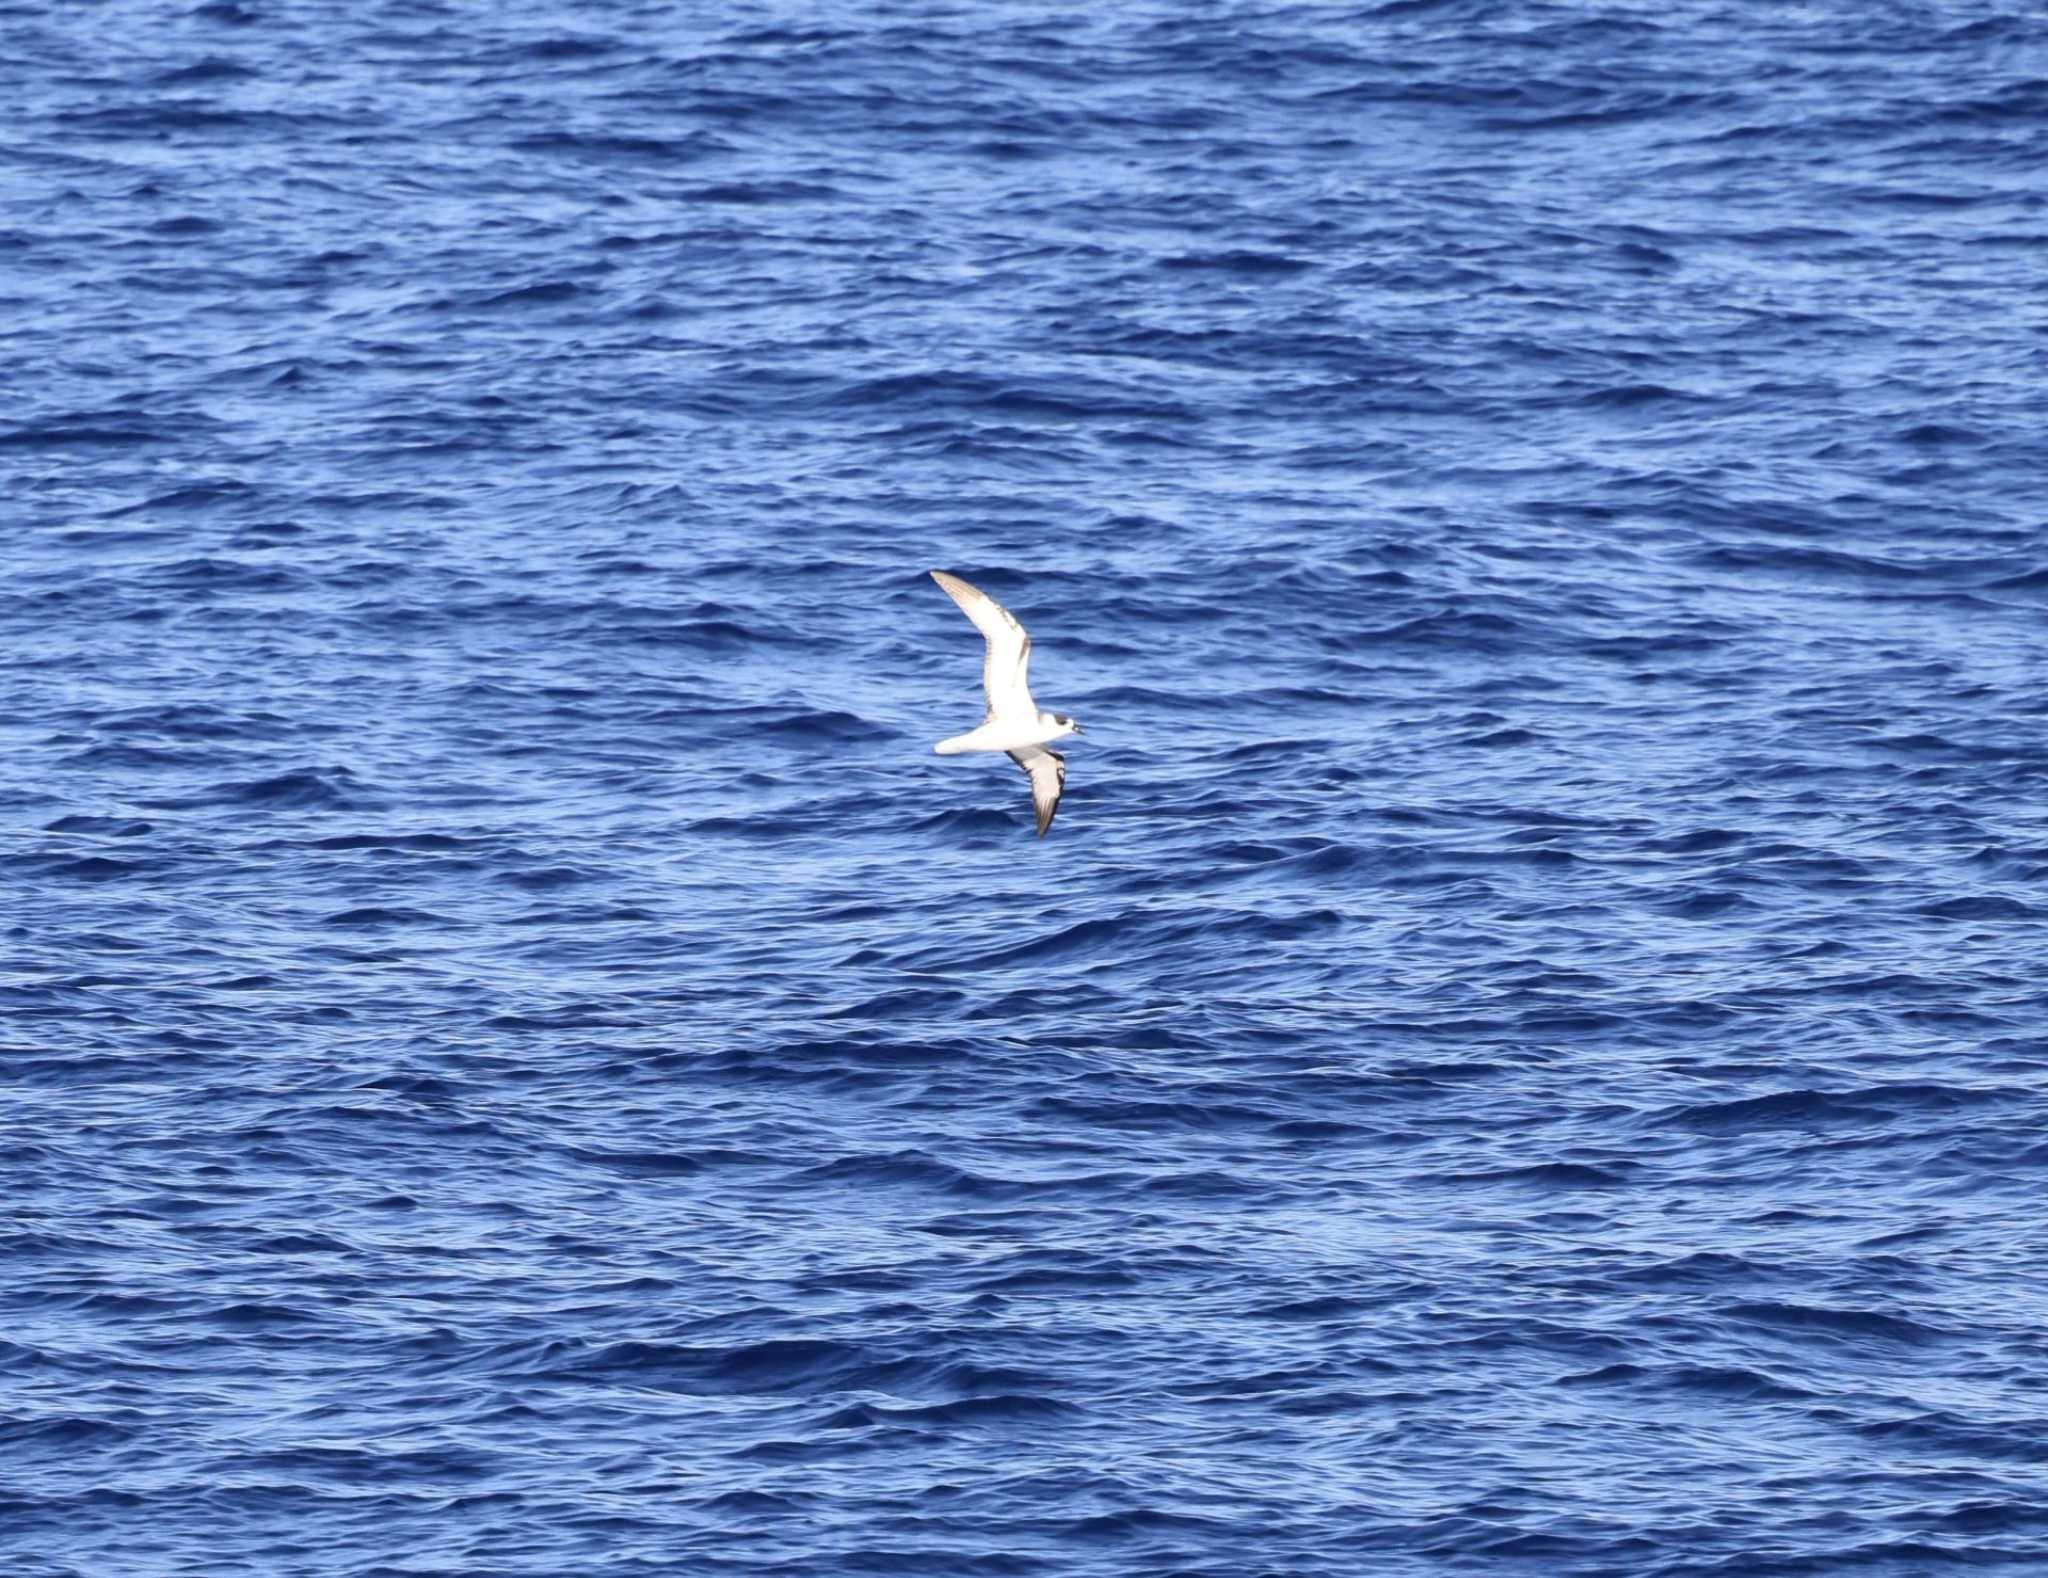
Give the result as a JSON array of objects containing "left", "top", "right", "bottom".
[{"left": 6, "top": 2, "right": 2048, "bottom": 1573}]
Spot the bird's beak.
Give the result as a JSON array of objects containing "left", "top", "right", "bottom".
[{"left": 1073, "top": 723, "right": 1087, "bottom": 736}]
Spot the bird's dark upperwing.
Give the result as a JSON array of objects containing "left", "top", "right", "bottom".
[{"left": 1007, "top": 745, "right": 1067, "bottom": 837}]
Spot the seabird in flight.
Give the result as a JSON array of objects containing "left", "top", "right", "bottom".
[{"left": 928, "top": 569, "right": 1084, "bottom": 837}]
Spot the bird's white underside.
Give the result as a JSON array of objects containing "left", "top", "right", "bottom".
[{"left": 933, "top": 720, "right": 1069, "bottom": 754}]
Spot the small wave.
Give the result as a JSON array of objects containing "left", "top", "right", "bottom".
[
  {"left": 1720, "top": 1301, "right": 1950, "bottom": 1347},
  {"left": 1659, "top": 1084, "right": 2015, "bottom": 1132},
  {"left": 1444, "top": 1161, "right": 1633, "bottom": 1189},
  {"left": 1156, "top": 249, "right": 1315, "bottom": 274},
  {"left": 320, "top": 906, "right": 449, "bottom": 928},
  {"left": 509, "top": 130, "right": 731, "bottom": 162},
  {"left": 203, "top": 769, "right": 365, "bottom": 809},
  {"left": 823, "top": 1394, "right": 1080, "bottom": 1428}
]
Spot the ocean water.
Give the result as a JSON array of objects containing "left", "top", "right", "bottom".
[{"left": 6, "top": 2, "right": 2048, "bottom": 1573}]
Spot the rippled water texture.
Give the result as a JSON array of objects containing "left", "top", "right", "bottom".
[{"left": 7, "top": 2, "right": 2048, "bottom": 1573}]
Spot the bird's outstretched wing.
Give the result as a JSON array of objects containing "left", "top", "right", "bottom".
[
  {"left": 930, "top": 569, "right": 1035, "bottom": 723},
  {"left": 1007, "top": 745, "right": 1066, "bottom": 838}
]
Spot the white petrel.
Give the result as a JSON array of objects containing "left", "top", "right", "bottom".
[{"left": 929, "top": 569, "right": 1084, "bottom": 837}]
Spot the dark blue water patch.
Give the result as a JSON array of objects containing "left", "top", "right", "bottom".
[
  {"left": 508, "top": 130, "right": 734, "bottom": 164},
  {"left": 157, "top": 767, "right": 371, "bottom": 809},
  {"left": 15, "top": 853, "right": 152, "bottom": 882}
]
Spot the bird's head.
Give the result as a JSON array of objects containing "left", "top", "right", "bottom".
[{"left": 1044, "top": 711, "right": 1084, "bottom": 739}]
